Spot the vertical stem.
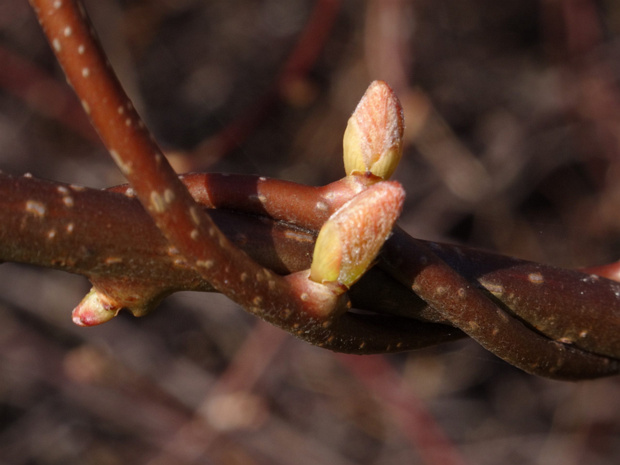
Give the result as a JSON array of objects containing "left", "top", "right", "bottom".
[{"left": 29, "top": 0, "right": 328, "bottom": 320}]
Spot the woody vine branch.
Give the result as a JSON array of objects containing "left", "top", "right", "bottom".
[{"left": 1, "top": 0, "right": 618, "bottom": 380}]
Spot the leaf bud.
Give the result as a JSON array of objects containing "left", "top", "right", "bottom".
[
  {"left": 310, "top": 181, "right": 405, "bottom": 288},
  {"left": 343, "top": 80, "right": 404, "bottom": 179}
]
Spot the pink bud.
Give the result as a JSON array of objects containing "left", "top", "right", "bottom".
[
  {"left": 72, "top": 288, "right": 120, "bottom": 326},
  {"left": 310, "top": 181, "right": 405, "bottom": 288},
  {"left": 343, "top": 81, "right": 404, "bottom": 179}
]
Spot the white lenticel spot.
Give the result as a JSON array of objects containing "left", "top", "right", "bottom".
[
  {"left": 190, "top": 229, "right": 200, "bottom": 240},
  {"left": 63, "top": 26, "right": 72, "bottom": 37},
  {"left": 81, "top": 100, "right": 90, "bottom": 114},
  {"left": 528, "top": 272, "right": 544, "bottom": 285},
  {"left": 62, "top": 196, "right": 74, "bottom": 208},
  {"left": 109, "top": 149, "right": 133, "bottom": 175},
  {"left": 52, "top": 38, "right": 61, "bottom": 52},
  {"left": 47, "top": 230, "right": 56, "bottom": 239},
  {"left": 150, "top": 191, "right": 166, "bottom": 213},
  {"left": 66, "top": 223, "right": 74, "bottom": 233},
  {"left": 82, "top": 67, "right": 90, "bottom": 78},
  {"left": 164, "top": 189, "right": 175, "bottom": 204},
  {"left": 316, "top": 201, "right": 328, "bottom": 212},
  {"left": 26, "top": 200, "right": 46, "bottom": 217},
  {"left": 197, "top": 260, "right": 215, "bottom": 269},
  {"left": 190, "top": 206, "right": 201, "bottom": 225},
  {"left": 53, "top": 0, "right": 62, "bottom": 9},
  {"left": 78, "top": 44, "right": 85, "bottom": 54},
  {"left": 483, "top": 282, "right": 505, "bottom": 296},
  {"left": 57, "top": 186, "right": 69, "bottom": 195}
]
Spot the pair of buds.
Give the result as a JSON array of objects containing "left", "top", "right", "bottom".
[
  {"left": 73, "top": 81, "right": 405, "bottom": 325},
  {"left": 310, "top": 80, "right": 405, "bottom": 291}
]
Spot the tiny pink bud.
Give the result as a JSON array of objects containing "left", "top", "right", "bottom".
[
  {"left": 72, "top": 288, "right": 120, "bottom": 326},
  {"left": 343, "top": 80, "right": 404, "bottom": 179},
  {"left": 310, "top": 181, "right": 405, "bottom": 288}
]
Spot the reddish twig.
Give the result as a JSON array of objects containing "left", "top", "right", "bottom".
[
  {"left": 123, "top": 171, "right": 620, "bottom": 377},
  {"left": 30, "top": 0, "right": 435, "bottom": 355},
  {"left": 3, "top": 0, "right": 615, "bottom": 381},
  {"left": 4, "top": 168, "right": 620, "bottom": 378},
  {"left": 380, "top": 231, "right": 620, "bottom": 380}
]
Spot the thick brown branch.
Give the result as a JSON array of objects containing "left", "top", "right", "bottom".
[
  {"left": 428, "top": 242, "right": 620, "bottom": 360},
  {"left": 380, "top": 229, "right": 620, "bottom": 380},
  {"left": 0, "top": 172, "right": 463, "bottom": 351},
  {"left": 5, "top": 170, "right": 620, "bottom": 376},
  {"left": 142, "top": 173, "right": 620, "bottom": 362}
]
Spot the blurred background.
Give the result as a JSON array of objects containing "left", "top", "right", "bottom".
[{"left": 1, "top": 0, "right": 620, "bottom": 463}]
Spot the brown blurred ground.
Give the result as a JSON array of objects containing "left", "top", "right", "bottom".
[{"left": 1, "top": 0, "right": 620, "bottom": 464}]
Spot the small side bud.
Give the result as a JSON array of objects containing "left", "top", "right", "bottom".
[
  {"left": 72, "top": 279, "right": 167, "bottom": 326},
  {"left": 72, "top": 288, "right": 121, "bottom": 326},
  {"left": 343, "top": 80, "right": 404, "bottom": 179},
  {"left": 310, "top": 181, "right": 405, "bottom": 288}
]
